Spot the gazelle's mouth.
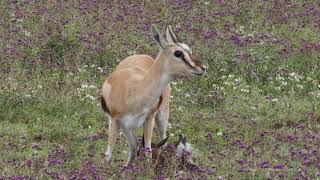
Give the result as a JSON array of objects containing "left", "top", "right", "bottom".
[
  {"left": 192, "top": 70, "right": 205, "bottom": 76},
  {"left": 192, "top": 65, "right": 206, "bottom": 76}
]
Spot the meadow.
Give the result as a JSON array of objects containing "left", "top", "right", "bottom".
[{"left": 0, "top": 0, "right": 319, "bottom": 179}]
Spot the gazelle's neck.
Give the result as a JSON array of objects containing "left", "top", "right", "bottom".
[{"left": 140, "top": 51, "right": 173, "bottom": 108}]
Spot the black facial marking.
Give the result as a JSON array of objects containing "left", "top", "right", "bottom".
[
  {"left": 181, "top": 53, "right": 194, "bottom": 68},
  {"left": 154, "top": 34, "right": 164, "bottom": 48}
]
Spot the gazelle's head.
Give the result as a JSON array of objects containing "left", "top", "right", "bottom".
[
  {"left": 175, "top": 134, "right": 193, "bottom": 164},
  {"left": 152, "top": 25, "right": 206, "bottom": 77}
]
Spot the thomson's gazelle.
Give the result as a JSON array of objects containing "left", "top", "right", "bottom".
[{"left": 101, "top": 25, "right": 205, "bottom": 165}]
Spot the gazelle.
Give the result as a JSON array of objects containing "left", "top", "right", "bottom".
[{"left": 100, "top": 25, "right": 206, "bottom": 165}]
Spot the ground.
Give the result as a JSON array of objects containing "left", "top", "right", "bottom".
[{"left": 0, "top": 0, "right": 319, "bottom": 179}]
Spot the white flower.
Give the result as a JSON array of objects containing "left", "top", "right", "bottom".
[
  {"left": 289, "top": 72, "right": 296, "bottom": 77},
  {"left": 297, "top": 84, "right": 303, "bottom": 89},
  {"left": 306, "top": 77, "right": 313, "bottom": 81},
  {"left": 24, "top": 30, "right": 31, "bottom": 37},
  {"left": 240, "top": 88, "right": 249, "bottom": 93},
  {"left": 281, "top": 81, "right": 288, "bottom": 86},
  {"left": 235, "top": 78, "right": 241, "bottom": 84},
  {"left": 86, "top": 95, "right": 95, "bottom": 101},
  {"left": 228, "top": 74, "right": 234, "bottom": 79},
  {"left": 88, "top": 85, "right": 97, "bottom": 89},
  {"left": 81, "top": 84, "right": 88, "bottom": 89},
  {"left": 216, "top": 132, "right": 223, "bottom": 136}
]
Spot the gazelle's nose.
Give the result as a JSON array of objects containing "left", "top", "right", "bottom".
[{"left": 200, "top": 65, "right": 206, "bottom": 71}]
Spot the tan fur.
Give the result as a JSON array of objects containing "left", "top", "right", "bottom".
[{"left": 102, "top": 55, "right": 168, "bottom": 119}]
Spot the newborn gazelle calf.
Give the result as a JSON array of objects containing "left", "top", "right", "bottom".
[
  {"left": 101, "top": 25, "right": 205, "bottom": 165},
  {"left": 138, "top": 134, "right": 196, "bottom": 172}
]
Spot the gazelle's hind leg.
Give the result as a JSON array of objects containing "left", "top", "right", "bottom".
[
  {"left": 105, "top": 116, "right": 119, "bottom": 162},
  {"left": 143, "top": 114, "right": 155, "bottom": 158},
  {"left": 123, "top": 129, "right": 138, "bottom": 166}
]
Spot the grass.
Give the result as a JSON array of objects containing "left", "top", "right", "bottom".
[{"left": 0, "top": 0, "right": 319, "bottom": 179}]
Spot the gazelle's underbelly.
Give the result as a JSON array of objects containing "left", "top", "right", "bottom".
[{"left": 118, "top": 112, "right": 148, "bottom": 130}]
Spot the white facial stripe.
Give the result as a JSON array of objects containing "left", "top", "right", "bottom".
[
  {"left": 184, "top": 51, "right": 196, "bottom": 67},
  {"left": 178, "top": 43, "right": 192, "bottom": 53}
]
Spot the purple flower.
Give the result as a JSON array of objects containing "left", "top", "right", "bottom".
[
  {"left": 206, "top": 168, "right": 216, "bottom": 175},
  {"left": 303, "top": 156, "right": 310, "bottom": 165},
  {"left": 32, "top": 143, "right": 41, "bottom": 150},
  {"left": 239, "top": 168, "right": 249, "bottom": 173},
  {"left": 29, "top": 59, "right": 36, "bottom": 65},
  {"left": 273, "top": 163, "right": 285, "bottom": 170},
  {"left": 260, "top": 131, "right": 269, "bottom": 137},
  {"left": 286, "top": 134, "right": 295, "bottom": 141},
  {"left": 252, "top": 139, "right": 261, "bottom": 145},
  {"left": 236, "top": 159, "right": 248, "bottom": 165},
  {"left": 295, "top": 123, "right": 305, "bottom": 130},
  {"left": 233, "top": 139, "right": 246, "bottom": 149},
  {"left": 259, "top": 161, "right": 270, "bottom": 169},
  {"left": 203, "top": 31, "right": 218, "bottom": 40},
  {"left": 26, "top": 160, "right": 32, "bottom": 167}
]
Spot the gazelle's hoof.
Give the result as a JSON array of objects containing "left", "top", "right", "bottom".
[{"left": 103, "top": 152, "right": 112, "bottom": 163}]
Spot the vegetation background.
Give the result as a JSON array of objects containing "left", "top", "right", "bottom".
[{"left": 0, "top": 0, "right": 319, "bottom": 179}]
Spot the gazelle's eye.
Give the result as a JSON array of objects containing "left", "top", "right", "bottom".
[{"left": 174, "top": 50, "right": 183, "bottom": 58}]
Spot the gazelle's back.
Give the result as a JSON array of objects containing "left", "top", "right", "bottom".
[
  {"left": 102, "top": 54, "right": 158, "bottom": 118},
  {"left": 111, "top": 54, "right": 155, "bottom": 80}
]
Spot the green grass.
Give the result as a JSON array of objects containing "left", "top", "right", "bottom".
[{"left": 0, "top": 0, "right": 320, "bottom": 179}]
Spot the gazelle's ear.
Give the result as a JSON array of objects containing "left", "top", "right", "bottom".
[
  {"left": 179, "top": 134, "right": 187, "bottom": 146},
  {"left": 167, "top": 25, "right": 181, "bottom": 43},
  {"left": 152, "top": 24, "right": 166, "bottom": 49},
  {"left": 156, "top": 136, "right": 169, "bottom": 148},
  {"left": 165, "top": 26, "right": 175, "bottom": 44}
]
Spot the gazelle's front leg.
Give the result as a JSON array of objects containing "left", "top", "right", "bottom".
[
  {"left": 143, "top": 114, "right": 155, "bottom": 158},
  {"left": 105, "top": 117, "right": 119, "bottom": 162},
  {"left": 155, "top": 86, "right": 170, "bottom": 140}
]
